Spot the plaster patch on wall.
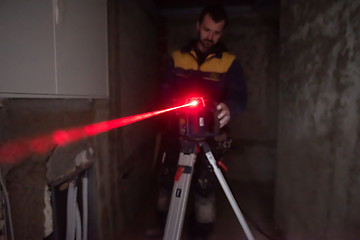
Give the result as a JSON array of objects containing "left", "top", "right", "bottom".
[
  {"left": 337, "top": 60, "right": 360, "bottom": 150},
  {"left": 309, "top": 41, "right": 343, "bottom": 136},
  {"left": 291, "top": 43, "right": 340, "bottom": 139},
  {"left": 344, "top": 22, "right": 356, "bottom": 58},
  {"left": 289, "top": 1, "right": 345, "bottom": 41},
  {"left": 290, "top": 11, "right": 359, "bottom": 141}
]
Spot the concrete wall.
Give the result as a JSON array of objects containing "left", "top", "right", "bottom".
[
  {"left": 102, "top": 0, "right": 160, "bottom": 238},
  {"left": 275, "top": 0, "right": 360, "bottom": 239},
  {"left": 163, "top": 8, "right": 279, "bottom": 183}
]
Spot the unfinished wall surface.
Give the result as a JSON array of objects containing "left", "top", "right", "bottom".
[
  {"left": 0, "top": 98, "right": 107, "bottom": 239},
  {"left": 275, "top": 0, "right": 360, "bottom": 239},
  {"left": 164, "top": 8, "right": 279, "bottom": 183}
]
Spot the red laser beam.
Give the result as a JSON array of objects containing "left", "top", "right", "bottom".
[{"left": 0, "top": 101, "right": 199, "bottom": 164}]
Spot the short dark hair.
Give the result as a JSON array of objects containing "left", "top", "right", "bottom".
[{"left": 198, "top": 4, "right": 228, "bottom": 28}]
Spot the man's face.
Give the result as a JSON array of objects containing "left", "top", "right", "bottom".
[{"left": 196, "top": 14, "right": 225, "bottom": 52}]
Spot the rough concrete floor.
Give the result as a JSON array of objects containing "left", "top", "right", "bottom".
[{"left": 121, "top": 180, "right": 283, "bottom": 240}]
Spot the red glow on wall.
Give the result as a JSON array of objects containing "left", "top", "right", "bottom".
[{"left": 0, "top": 100, "right": 198, "bottom": 164}]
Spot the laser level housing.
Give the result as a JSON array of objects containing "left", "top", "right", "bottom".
[{"left": 178, "top": 97, "right": 219, "bottom": 139}]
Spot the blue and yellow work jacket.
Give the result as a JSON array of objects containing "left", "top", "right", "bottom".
[{"left": 162, "top": 40, "right": 247, "bottom": 117}]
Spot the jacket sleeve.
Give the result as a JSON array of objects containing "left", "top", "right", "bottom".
[{"left": 224, "top": 58, "right": 247, "bottom": 117}]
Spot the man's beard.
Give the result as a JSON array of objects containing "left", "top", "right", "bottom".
[
  {"left": 200, "top": 38, "right": 215, "bottom": 50},
  {"left": 198, "top": 31, "right": 215, "bottom": 50}
]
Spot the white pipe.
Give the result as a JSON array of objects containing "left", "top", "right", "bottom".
[
  {"left": 75, "top": 203, "right": 82, "bottom": 240},
  {"left": 82, "top": 173, "right": 88, "bottom": 240},
  {"left": 0, "top": 169, "right": 14, "bottom": 240},
  {"left": 66, "top": 181, "right": 77, "bottom": 240}
]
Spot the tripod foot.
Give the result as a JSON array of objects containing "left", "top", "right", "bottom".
[
  {"left": 146, "top": 210, "right": 167, "bottom": 238},
  {"left": 145, "top": 226, "right": 163, "bottom": 238},
  {"left": 189, "top": 222, "right": 213, "bottom": 240}
]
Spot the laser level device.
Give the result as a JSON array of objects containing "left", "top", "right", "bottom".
[
  {"left": 163, "top": 97, "right": 255, "bottom": 240},
  {"left": 178, "top": 97, "right": 219, "bottom": 139}
]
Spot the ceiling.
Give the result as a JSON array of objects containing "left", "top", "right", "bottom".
[{"left": 153, "top": 0, "right": 279, "bottom": 10}]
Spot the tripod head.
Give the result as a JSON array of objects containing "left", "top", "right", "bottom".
[{"left": 178, "top": 97, "right": 220, "bottom": 140}]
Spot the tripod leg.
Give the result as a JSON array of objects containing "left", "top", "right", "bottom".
[
  {"left": 201, "top": 142, "right": 255, "bottom": 240},
  {"left": 164, "top": 151, "right": 197, "bottom": 240}
]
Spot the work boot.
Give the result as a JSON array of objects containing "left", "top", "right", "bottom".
[
  {"left": 189, "top": 222, "right": 213, "bottom": 240},
  {"left": 145, "top": 225, "right": 163, "bottom": 238},
  {"left": 145, "top": 211, "right": 167, "bottom": 238}
]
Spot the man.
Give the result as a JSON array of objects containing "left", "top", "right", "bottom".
[{"left": 148, "top": 4, "right": 247, "bottom": 239}]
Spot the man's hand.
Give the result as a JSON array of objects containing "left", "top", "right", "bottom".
[{"left": 216, "top": 103, "right": 230, "bottom": 128}]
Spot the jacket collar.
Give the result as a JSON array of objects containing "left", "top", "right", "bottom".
[{"left": 180, "top": 39, "right": 228, "bottom": 58}]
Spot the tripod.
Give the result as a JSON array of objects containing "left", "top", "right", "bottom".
[{"left": 163, "top": 138, "right": 255, "bottom": 240}]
